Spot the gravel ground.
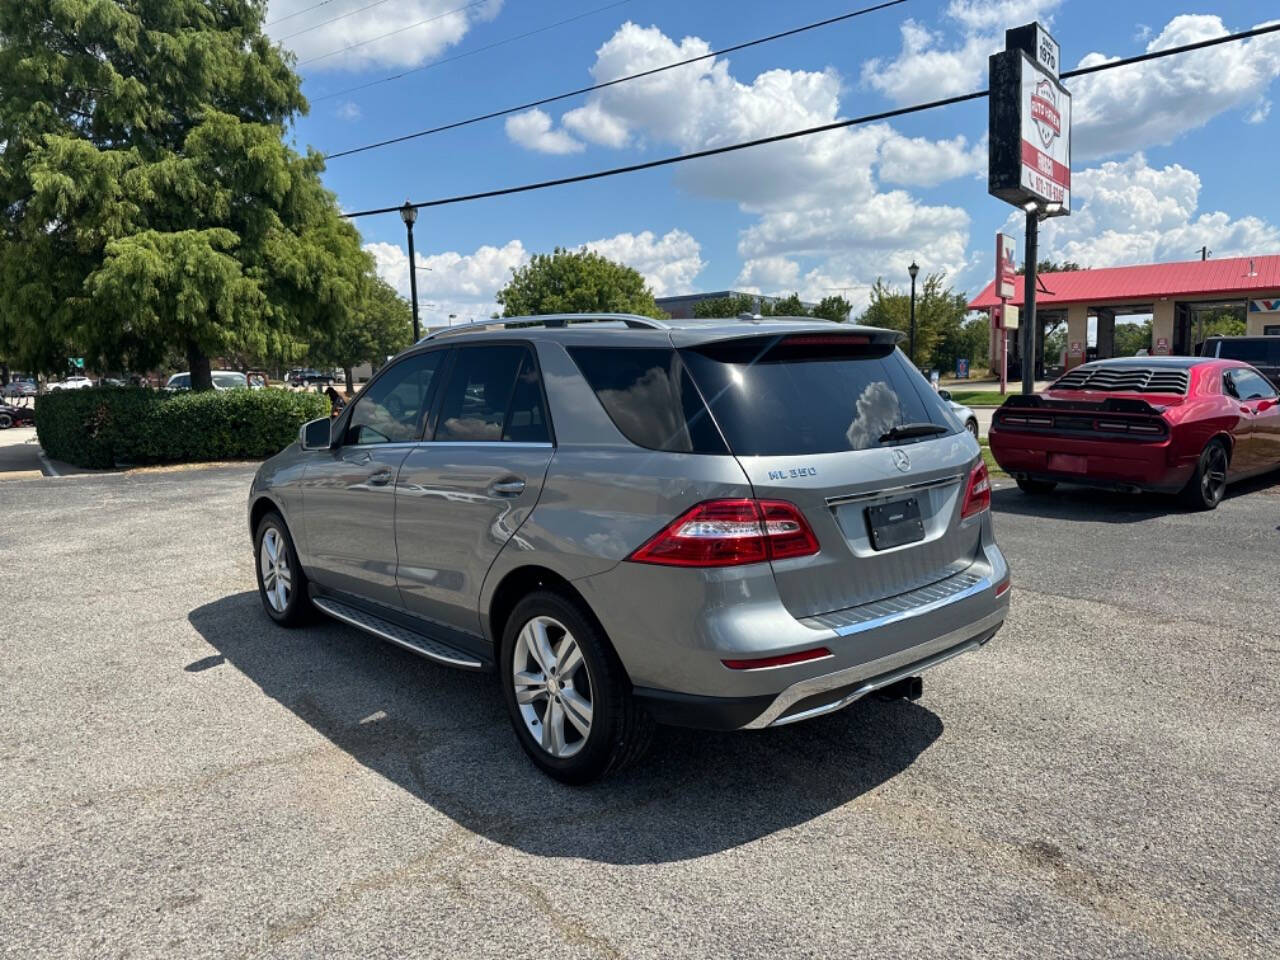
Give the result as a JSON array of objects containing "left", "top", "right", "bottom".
[{"left": 1, "top": 465, "right": 1277, "bottom": 959}]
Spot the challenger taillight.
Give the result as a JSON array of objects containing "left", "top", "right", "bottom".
[
  {"left": 961, "top": 462, "right": 991, "bottom": 519},
  {"left": 626, "top": 499, "right": 819, "bottom": 567}
]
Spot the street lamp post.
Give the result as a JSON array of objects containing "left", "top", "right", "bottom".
[
  {"left": 907, "top": 261, "right": 919, "bottom": 365},
  {"left": 400, "top": 201, "right": 421, "bottom": 342}
]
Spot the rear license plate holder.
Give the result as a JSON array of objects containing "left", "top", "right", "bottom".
[
  {"left": 1048, "top": 452, "right": 1088, "bottom": 474},
  {"left": 865, "top": 496, "right": 925, "bottom": 551}
]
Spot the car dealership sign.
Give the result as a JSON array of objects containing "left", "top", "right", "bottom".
[{"left": 988, "top": 23, "right": 1072, "bottom": 214}]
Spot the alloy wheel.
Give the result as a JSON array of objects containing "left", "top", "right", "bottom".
[
  {"left": 259, "top": 527, "right": 293, "bottom": 613},
  {"left": 1202, "top": 445, "right": 1228, "bottom": 505},
  {"left": 511, "top": 615, "right": 593, "bottom": 759}
]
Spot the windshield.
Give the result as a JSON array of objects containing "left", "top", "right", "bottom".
[
  {"left": 680, "top": 336, "right": 954, "bottom": 456},
  {"left": 213, "top": 373, "right": 248, "bottom": 389}
]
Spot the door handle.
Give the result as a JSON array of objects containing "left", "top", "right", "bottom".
[
  {"left": 368, "top": 470, "right": 393, "bottom": 486},
  {"left": 490, "top": 478, "right": 526, "bottom": 496}
]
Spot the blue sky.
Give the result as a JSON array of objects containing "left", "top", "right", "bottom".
[{"left": 266, "top": 0, "right": 1280, "bottom": 322}]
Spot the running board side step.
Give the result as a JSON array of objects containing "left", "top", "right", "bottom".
[{"left": 312, "top": 597, "right": 486, "bottom": 671}]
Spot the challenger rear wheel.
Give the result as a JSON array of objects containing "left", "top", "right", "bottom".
[{"left": 1181, "top": 440, "right": 1229, "bottom": 511}]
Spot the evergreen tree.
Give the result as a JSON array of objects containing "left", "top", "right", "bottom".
[{"left": 0, "top": 0, "right": 369, "bottom": 389}]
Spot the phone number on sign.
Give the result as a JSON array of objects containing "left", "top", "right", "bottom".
[{"left": 1021, "top": 167, "right": 1066, "bottom": 204}]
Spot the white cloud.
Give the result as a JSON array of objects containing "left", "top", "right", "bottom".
[
  {"left": 1248, "top": 99, "right": 1272, "bottom": 124},
  {"left": 335, "top": 101, "right": 361, "bottom": 121},
  {"left": 267, "top": 0, "right": 503, "bottom": 73},
  {"left": 562, "top": 100, "right": 632, "bottom": 148},
  {"left": 364, "top": 238, "right": 527, "bottom": 324},
  {"left": 1011, "top": 154, "right": 1280, "bottom": 267},
  {"left": 862, "top": 1, "right": 1061, "bottom": 105},
  {"left": 504, "top": 109, "right": 584, "bottom": 155},
  {"left": 501, "top": 22, "right": 977, "bottom": 302},
  {"left": 584, "top": 229, "right": 704, "bottom": 297},
  {"left": 879, "top": 132, "right": 986, "bottom": 188},
  {"left": 364, "top": 228, "right": 705, "bottom": 319},
  {"left": 1071, "top": 15, "right": 1280, "bottom": 161}
]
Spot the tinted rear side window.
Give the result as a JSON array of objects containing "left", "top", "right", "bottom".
[
  {"left": 681, "top": 337, "right": 952, "bottom": 456},
  {"left": 1215, "top": 338, "right": 1280, "bottom": 365},
  {"left": 568, "top": 346, "right": 726, "bottom": 454}
]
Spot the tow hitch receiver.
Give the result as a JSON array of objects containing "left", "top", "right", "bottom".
[{"left": 877, "top": 676, "right": 923, "bottom": 701}]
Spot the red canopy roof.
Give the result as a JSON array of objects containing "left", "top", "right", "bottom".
[{"left": 967, "top": 254, "right": 1280, "bottom": 310}]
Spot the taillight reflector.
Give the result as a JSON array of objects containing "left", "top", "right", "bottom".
[
  {"left": 627, "top": 499, "right": 819, "bottom": 567},
  {"left": 722, "top": 647, "right": 832, "bottom": 670},
  {"left": 961, "top": 461, "right": 991, "bottom": 518}
]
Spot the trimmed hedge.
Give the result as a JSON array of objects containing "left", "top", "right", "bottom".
[{"left": 36, "top": 387, "right": 330, "bottom": 469}]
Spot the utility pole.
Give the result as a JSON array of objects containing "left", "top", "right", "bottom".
[
  {"left": 1198, "top": 246, "right": 1210, "bottom": 261},
  {"left": 400, "top": 201, "right": 421, "bottom": 342}
]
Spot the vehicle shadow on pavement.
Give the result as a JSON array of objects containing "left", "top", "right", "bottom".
[
  {"left": 991, "top": 470, "right": 1280, "bottom": 522},
  {"left": 189, "top": 591, "right": 943, "bottom": 865}
]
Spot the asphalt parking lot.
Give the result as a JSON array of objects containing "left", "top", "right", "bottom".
[{"left": 2, "top": 465, "right": 1277, "bottom": 959}]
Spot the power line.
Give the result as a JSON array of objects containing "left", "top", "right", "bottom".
[
  {"left": 297, "top": 0, "right": 496, "bottom": 65},
  {"left": 340, "top": 20, "right": 1280, "bottom": 220},
  {"left": 310, "top": 0, "right": 633, "bottom": 101},
  {"left": 324, "top": 0, "right": 909, "bottom": 160},
  {"left": 267, "top": 0, "right": 342, "bottom": 28},
  {"left": 280, "top": 0, "right": 465, "bottom": 43}
]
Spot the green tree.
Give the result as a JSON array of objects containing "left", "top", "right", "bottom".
[
  {"left": 1114, "top": 319, "right": 1153, "bottom": 357},
  {"left": 812, "top": 295, "right": 853, "bottom": 323},
  {"left": 0, "top": 0, "right": 369, "bottom": 390},
  {"left": 692, "top": 293, "right": 757, "bottom": 318},
  {"left": 858, "top": 273, "right": 969, "bottom": 371},
  {"left": 312, "top": 275, "right": 413, "bottom": 393},
  {"left": 1015, "top": 260, "right": 1085, "bottom": 275},
  {"left": 496, "top": 248, "right": 664, "bottom": 318},
  {"left": 759, "top": 292, "right": 809, "bottom": 317}
]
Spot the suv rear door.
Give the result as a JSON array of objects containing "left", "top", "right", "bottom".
[
  {"left": 394, "top": 343, "right": 555, "bottom": 637},
  {"left": 680, "top": 332, "right": 981, "bottom": 619}
]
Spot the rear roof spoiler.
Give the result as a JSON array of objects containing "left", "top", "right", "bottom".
[{"left": 1000, "top": 394, "right": 1164, "bottom": 415}]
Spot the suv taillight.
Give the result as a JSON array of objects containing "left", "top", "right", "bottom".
[
  {"left": 960, "top": 462, "right": 991, "bottom": 519},
  {"left": 626, "top": 499, "right": 819, "bottom": 567}
]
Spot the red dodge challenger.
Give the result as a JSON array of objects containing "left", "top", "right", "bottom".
[{"left": 989, "top": 357, "right": 1280, "bottom": 510}]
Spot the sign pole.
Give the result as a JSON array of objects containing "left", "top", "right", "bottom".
[
  {"left": 998, "top": 300, "right": 1008, "bottom": 395},
  {"left": 1023, "top": 209, "right": 1038, "bottom": 395}
]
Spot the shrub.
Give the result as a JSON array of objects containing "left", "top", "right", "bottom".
[{"left": 36, "top": 387, "right": 330, "bottom": 469}]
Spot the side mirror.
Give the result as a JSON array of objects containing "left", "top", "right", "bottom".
[
  {"left": 937, "top": 389, "right": 952, "bottom": 402},
  {"left": 300, "top": 417, "right": 333, "bottom": 450}
]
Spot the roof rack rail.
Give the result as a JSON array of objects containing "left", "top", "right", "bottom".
[
  {"left": 420, "top": 313, "right": 669, "bottom": 342},
  {"left": 735, "top": 313, "right": 840, "bottom": 323}
]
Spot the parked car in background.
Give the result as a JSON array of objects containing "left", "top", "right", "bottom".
[
  {"left": 284, "top": 368, "right": 335, "bottom": 387},
  {"left": 47, "top": 376, "right": 93, "bottom": 391},
  {"left": 248, "top": 313, "right": 1010, "bottom": 782},
  {"left": 165, "top": 371, "right": 249, "bottom": 391},
  {"left": 2, "top": 379, "right": 36, "bottom": 399},
  {"left": 938, "top": 389, "right": 980, "bottom": 439},
  {"left": 989, "top": 357, "right": 1280, "bottom": 510},
  {"left": 1201, "top": 335, "right": 1280, "bottom": 389},
  {"left": 0, "top": 403, "right": 35, "bottom": 429}
]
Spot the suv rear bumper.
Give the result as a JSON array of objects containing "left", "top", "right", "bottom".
[
  {"left": 633, "top": 597, "right": 1004, "bottom": 730},
  {"left": 578, "top": 543, "right": 1010, "bottom": 730}
]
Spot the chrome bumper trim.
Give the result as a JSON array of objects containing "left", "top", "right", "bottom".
[{"left": 742, "top": 606, "right": 1006, "bottom": 729}]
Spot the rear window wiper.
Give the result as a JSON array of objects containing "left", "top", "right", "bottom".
[{"left": 879, "top": 422, "right": 948, "bottom": 443}]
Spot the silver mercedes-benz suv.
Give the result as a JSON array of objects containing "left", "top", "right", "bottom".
[{"left": 248, "top": 314, "right": 1010, "bottom": 782}]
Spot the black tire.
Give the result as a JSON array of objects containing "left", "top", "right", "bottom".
[
  {"left": 500, "top": 590, "right": 653, "bottom": 784},
  {"left": 965, "top": 419, "right": 979, "bottom": 440},
  {"left": 254, "top": 511, "right": 313, "bottom": 626},
  {"left": 1180, "top": 439, "right": 1229, "bottom": 511},
  {"left": 0, "top": 412, "right": 11, "bottom": 429},
  {"left": 1016, "top": 477, "right": 1057, "bottom": 494}
]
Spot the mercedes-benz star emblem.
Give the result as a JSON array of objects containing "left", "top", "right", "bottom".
[{"left": 892, "top": 449, "right": 911, "bottom": 473}]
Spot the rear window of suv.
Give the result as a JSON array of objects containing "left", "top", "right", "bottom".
[
  {"left": 567, "top": 347, "right": 726, "bottom": 454},
  {"left": 1211, "top": 338, "right": 1280, "bottom": 366},
  {"left": 680, "top": 335, "right": 953, "bottom": 456}
]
